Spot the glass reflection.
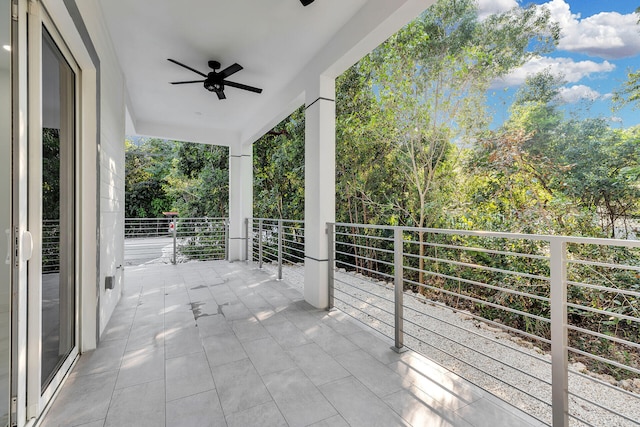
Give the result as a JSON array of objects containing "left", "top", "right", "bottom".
[{"left": 41, "top": 28, "right": 75, "bottom": 391}]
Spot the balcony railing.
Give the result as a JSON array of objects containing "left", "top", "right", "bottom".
[
  {"left": 124, "top": 217, "right": 228, "bottom": 265},
  {"left": 247, "top": 218, "right": 305, "bottom": 279},
  {"left": 42, "top": 220, "right": 60, "bottom": 274},
  {"left": 248, "top": 218, "right": 640, "bottom": 427}
]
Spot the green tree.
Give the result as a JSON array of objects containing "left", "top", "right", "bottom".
[
  {"left": 253, "top": 108, "right": 305, "bottom": 220},
  {"left": 124, "top": 138, "right": 174, "bottom": 218},
  {"left": 165, "top": 142, "right": 229, "bottom": 218},
  {"left": 365, "top": 0, "right": 558, "bottom": 281}
]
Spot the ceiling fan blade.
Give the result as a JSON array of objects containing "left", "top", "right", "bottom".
[
  {"left": 170, "top": 80, "right": 206, "bottom": 85},
  {"left": 216, "top": 90, "right": 226, "bottom": 100},
  {"left": 224, "top": 80, "right": 263, "bottom": 94},
  {"left": 167, "top": 59, "right": 208, "bottom": 78},
  {"left": 219, "top": 63, "right": 243, "bottom": 79}
]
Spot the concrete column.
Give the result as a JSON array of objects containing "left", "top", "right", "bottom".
[
  {"left": 304, "top": 75, "right": 335, "bottom": 308},
  {"left": 229, "top": 143, "right": 253, "bottom": 261}
]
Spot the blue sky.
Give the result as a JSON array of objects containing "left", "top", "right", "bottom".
[{"left": 479, "top": 0, "right": 640, "bottom": 128}]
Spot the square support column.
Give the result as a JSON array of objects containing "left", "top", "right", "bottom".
[
  {"left": 304, "top": 76, "right": 335, "bottom": 308},
  {"left": 229, "top": 144, "right": 253, "bottom": 261}
]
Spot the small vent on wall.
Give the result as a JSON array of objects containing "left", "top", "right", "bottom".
[{"left": 105, "top": 275, "right": 115, "bottom": 290}]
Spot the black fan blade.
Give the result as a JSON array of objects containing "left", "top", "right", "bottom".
[
  {"left": 219, "top": 63, "right": 243, "bottom": 79},
  {"left": 216, "top": 90, "right": 226, "bottom": 100},
  {"left": 224, "top": 80, "right": 263, "bottom": 94},
  {"left": 170, "top": 80, "right": 206, "bottom": 85},
  {"left": 167, "top": 59, "right": 207, "bottom": 78}
]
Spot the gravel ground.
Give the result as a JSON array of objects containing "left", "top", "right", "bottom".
[{"left": 259, "top": 261, "right": 640, "bottom": 427}]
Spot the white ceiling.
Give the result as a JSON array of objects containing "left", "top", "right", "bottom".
[{"left": 97, "top": 0, "right": 434, "bottom": 146}]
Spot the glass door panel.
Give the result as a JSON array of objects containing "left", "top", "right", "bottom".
[{"left": 40, "top": 28, "right": 75, "bottom": 391}]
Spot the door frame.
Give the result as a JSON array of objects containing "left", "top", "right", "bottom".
[
  {"left": 11, "top": 0, "right": 98, "bottom": 425},
  {"left": 25, "top": 2, "right": 80, "bottom": 418}
]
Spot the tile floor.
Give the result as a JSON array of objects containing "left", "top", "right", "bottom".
[{"left": 39, "top": 261, "right": 545, "bottom": 427}]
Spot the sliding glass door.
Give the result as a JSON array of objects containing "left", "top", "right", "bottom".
[{"left": 38, "top": 26, "right": 76, "bottom": 392}]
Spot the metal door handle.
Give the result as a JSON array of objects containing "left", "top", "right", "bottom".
[{"left": 22, "top": 231, "right": 33, "bottom": 261}]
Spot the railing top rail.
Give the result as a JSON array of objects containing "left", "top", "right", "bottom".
[
  {"left": 250, "top": 218, "right": 305, "bottom": 224},
  {"left": 125, "top": 217, "right": 227, "bottom": 221},
  {"left": 331, "top": 222, "right": 640, "bottom": 248}
]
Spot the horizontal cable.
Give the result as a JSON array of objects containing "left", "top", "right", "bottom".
[
  {"left": 335, "top": 230, "right": 394, "bottom": 243},
  {"left": 334, "top": 278, "right": 395, "bottom": 307},
  {"left": 419, "top": 240, "right": 549, "bottom": 261},
  {"left": 403, "top": 315, "right": 552, "bottom": 386},
  {"left": 567, "top": 280, "right": 640, "bottom": 299},
  {"left": 336, "top": 240, "right": 394, "bottom": 255},
  {"left": 402, "top": 296, "right": 551, "bottom": 363},
  {"left": 333, "top": 295, "right": 395, "bottom": 332},
  {"left": 568, "top": 391, "right": 639, "bottom": 426},
  {"left": 335, "top": 260, "right": 394, "bottom": 281},
  {"left": 404, "top": 252, "right": 550, "bottom": 282},
  {"left": 568, "top": 413, "right": 596, "bottom": 427},
  {"left": 571, "top": 369, "right": 640, "bottom": 400},
  {"left": 404, "top": 277, "right": 550, "bottom": 324},
  {"left": 566, "top": 303, "right": 640, "bottom": 324},
  {"left": 567, "top": 324, "right": 640, "bottom": 350},
  {"left": 403, "top": 265, "right": 549, "bottom": 303},
  {"left": 567, "top": 347, "right": 640, "bottom": 375},
  {"left": 334, "top": 250, "right": 394, "bottom": 269},
  {"left": 401, "top": 329, "right": 551, "bottom": 411},
  {"left": 568, "top": 258, "right": 640, "bottom": 272}
]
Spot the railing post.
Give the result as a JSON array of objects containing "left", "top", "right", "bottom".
[
  {"left": 171, "top": 217, "right": 177, "bottom": 264},
  {"left": 277, "top": 219, "right": 283, "bottom": 280},
  {"left": 550, "top": 238, "right": 569, "bottom": 427},
  {"left": 258, "top": 219, "right": 263, "bottom": 269},
  {"left": 224, "top": 219, "right": 229, "bottom": 261},
  {"left": 392, "top": 227, "right": 406, "bottom": 353},
  {"left": 244, "top": 218, "right": 249, "bottom": 262},
  {"left": 327, "top": 223, "right": 335, "bottom": 311}
]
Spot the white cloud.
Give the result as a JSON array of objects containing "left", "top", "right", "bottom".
[
  {"left": 543, "top": 0, "right": 640, "bottom": 59},
  {"left": 476, "top": 0, "right": 518, "bottom": 20},
  {"left": 610, "top": 116, "right": 623, "bottom": 123},
  {"left": 492, "top": 56, "right": 615, "bottom": 88},
  {"left": 557, "top": 85, "right": 602, "bottom": 103}
]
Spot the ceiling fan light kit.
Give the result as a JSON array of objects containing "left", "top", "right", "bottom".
[{"left": 168, "top": 58, "right": 263, "bottom": 100}]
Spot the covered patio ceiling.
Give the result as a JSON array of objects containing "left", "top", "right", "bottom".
[{"left": 96, "top": 0, "right": 434, "bottom": 147}]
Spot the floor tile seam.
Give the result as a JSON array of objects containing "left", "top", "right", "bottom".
[
  {"left": 468, "top": 394, "right": 543, "bottom": 426},
  {"left": 200, "top": 336, "right": 238, "bottom": 422},
  {"left": 113, "top": 374, "right": 169, "bottom": 393},
  {"left": 332, "top": 348, "right": 408, "bottom": 398},
  {"left": 229, "top": 340, "right": 289, "bottom": 421},
  {"left": 164, "top": 387, "right": 218, "bottom": 404},
  {"left": 316, "top": 374, "right": 387, "bottom": 423},
  {"left": 70, "top": 416, "right": 106, "bottom": 427},
  {"left": 110, "top": 290, "right": 144, "bottom": 347},
  {"left": 381, "top": 388, "right": 463, "bottom": 427},
  {"left": 270, "top": 359, "right": 344, "bottom": 425},
  {"left": 97, "top": 316, "right": 134, "bottom": 407},
  {"left": 394, "top": 370, "right": 484, "bottom": 411}
]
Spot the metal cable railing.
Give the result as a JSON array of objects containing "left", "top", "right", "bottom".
[
  {"left": 248, "top": 218, "right": 305, "bottom": 280},
  {"left": 124, "top": 217, "right": 228, "bottom": 265},
  {"left": 42, "top": 220, "right": 60, "bottom": 274},
  {"left": 327, "top": 223, "right": 640, "bottom": 427},
  {"left": 245, "top": 217, "right": 639, "bottom": 426}
]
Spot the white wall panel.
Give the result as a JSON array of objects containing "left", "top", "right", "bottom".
[{"left": 76, "top": 0, "right": 126, "bottom": 337}]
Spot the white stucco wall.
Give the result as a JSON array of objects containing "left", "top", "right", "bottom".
[{"left": 76, "top": 0, "right": 126, "bottom": 337}]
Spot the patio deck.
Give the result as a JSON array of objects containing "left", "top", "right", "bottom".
[{"left": 39, "top": 261, "right": 543, "bottom": 427}]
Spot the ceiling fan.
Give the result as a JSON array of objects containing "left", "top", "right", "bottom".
[{"left": 168, "top": 58, "right": 263, "bottom": 100}]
